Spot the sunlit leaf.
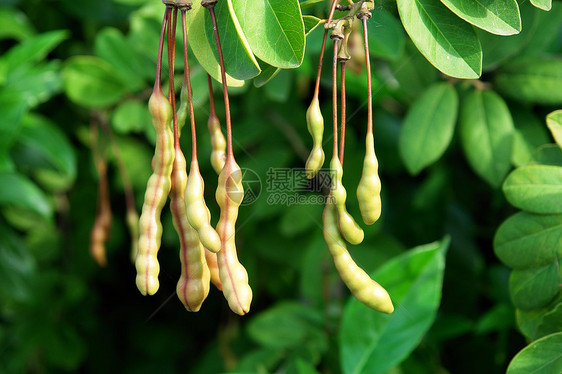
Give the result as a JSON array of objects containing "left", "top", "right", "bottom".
[
  {"left": 396, "top": 0, "right": 482, "bottom": 78},
  {"left": 231, "top": 0, "right": 305, "bottom": 68},
  {"left": 503, "top": 165, "right": 562, "bottom": 214},
  {"left": 186, "top": 0, "right": 260, "bottom": 86},
  {"left": 546, "top": 110, "right": 562, "bottom": 149},
  {"left": 530, "top": 0, "right": 552, "bottom": 11},
  {"left": 439, "top": 0, "right": 521, "bottom": 35}
]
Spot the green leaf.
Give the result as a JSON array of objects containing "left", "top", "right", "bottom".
[
  {"left": 303, "top": 15, "right": 322, "bottom": 35},
  {"left": 475, "top": 303, "right": 515, "bottom": 333},
  {"left": 510, "top": 262, "right": 561, "bottom": 310},
  {"left": 253, "top": 61, "right": 282, "bottom": 87},
  {"left": 495, "top": 56, "right": 562, "bottom": 105},
  {"left": 94, "top": 27, "right": 151, "bottom": 91},
  {"left": 503, "top": 165, "right": 562, "bottom": 214},
  {"left": 4, "top": 61, "right": 62, "bottom": 108},
  {"left": 340, "top": 238, "right": 449, "bottom": 374},
  {"left": 530, "top": 0, "right": 552, "bottom": 11},
  {"left": 396, "top": 0, "right": 482, "bottom": 78},
  {"left": 439, "top": 0, "right": 521, "bottom": 35},
  {"left": 531, "top": 145, "right": 562, "bottom": 167},
  {"left": 1, "top": 30, "right": 69, "bottom": 71},
  {"left": 0, "top": 225, "right": 36, "bottom": 303},
  {"left": 18, "top": 114, "right": 77, "bottom": 180},
  {"left": 246, "top": 302, "right": 327, "bottom": 351},
  {"left": 299, "top": 0, "right": 324, "bottom": 9},
  {"left": 494, "top": 212, "right": 562, "bottom": 270},
  {"left": 517, "top": 301, "right": 562, "bottom": 341},
  {"left": 0, "top": 172, "right": 52, "bottom": 219},
  {"left": 0, "top": 88, "right": 26, "bottom": 150},
  {"left": 459, "top": 89, "right": 514, "bottom": 187},
  {"left": 506, "top": 332, "right": 562, "bottom": 374},
  {"left": 62, "top": 56, "right": 128, "bottom": 109},
  {"left": 0, "top": 7, "right": 35, "bottom": 41},
  {"left": 264, "top": 69, "right": 292, "bottom": 102},
  {"left": 231, "top": 0, "right": 305, "bottom": 68},
  {"left": 546, "top": 110, "right": 562, "bottom": 149},
  {"left": 186, "top": 0, "right": 260, "bottom": 86},
  {"left": 398, "top": 83, "right": 458, "bottom": 175},
  {"left": 111, "top": 100, "right": 152, "bottom": 135},
  {"left": 368, "top": 8, "right": 406, "bottom": 60}
]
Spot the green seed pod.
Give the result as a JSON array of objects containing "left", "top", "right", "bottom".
[
  {"left": 136, "top": 89, "right": 174, "bottom": 296},
  {"left": 330, "top": 156, "right": 364, "bottom": 245},
  {"left": 305, "top": 97, "right": 325, "bottom": 179},
  {"left": 323, "top": 201, "right": 393, "bottom": 313},
  {"left": 185, "top": 160, "right": 222, "bottom": 253},
  {"left": 170, "top": 144, "right": 211, "bottom": 312},
  {"left": 208, "top": 112, "right": 226, "bottom": 174},
  {"left": 357, "top": 132, "right": 381, "bottom": 225},
  {"left": 215, "top": 157, "right": 252, "bottom": 315}
]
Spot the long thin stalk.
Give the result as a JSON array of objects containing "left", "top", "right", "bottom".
[
  {"left": 332, "top": 39, "right": 340, "bottom": 159},
  {"left": 313, "top": 0, "right": 341, "bottom": 101},
  {"left": 339, "top": 61, "right": 346, "bottom": 163},
  {"left": 208, "top": 7, "right": 233, "bottom": 158},
  {"left": 181, "top": 10, "right": 198, "bottom": 161}
]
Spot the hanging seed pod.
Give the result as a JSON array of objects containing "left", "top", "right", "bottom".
[
  {"left": 305, "top": 97, "right": 325, "bottom": 178},
  {"left": 330, "top": 155, "right": 364, "bottom": 245},
  {"left": 323, "top": 201, "right": 393, "bottom": 313},
  {"left": 135, "top": 88, "right": 174, "bottom": 296},
  {"left": 356, "top": 5, "right": 382, "bottom": 225},
  {"left": 135, "top": 8, "right": 174, "bottom": 296}
]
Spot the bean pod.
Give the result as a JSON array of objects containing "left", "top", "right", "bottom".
[
  {"left": 135, "top": 89, "right": 174, "bottom": 296},
  {"left": 323, "top": 201, "right": 393, "bottom": 313},
  {"left": 208, "top": 112, "right": 227, "bottom": 174},
  {"left": 215, "top": 157, "right": 252, "bottom": 315},
  {"left": 305, "top": 97, "right": 325, "bottom": 179},
  {"left": 357, "top": 132, "right": 382, "bottom": 225},
  {"left": 185, "top": 160, "right": 222, "bottom": 253},
  {"left": 330, "top": 155, "right": 364, "bottom": 245},
  {"left": 170, "top": 146, "right": 210, "bottom": 312}
]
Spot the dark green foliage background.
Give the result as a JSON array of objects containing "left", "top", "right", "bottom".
[{"left": 0, "top": 0, "right": 561, "bottom": 373}]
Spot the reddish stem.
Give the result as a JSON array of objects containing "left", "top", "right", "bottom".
[
  {"left": 207, "top": 73, "right": 216, "bottom": 117},
  {"left": 181, "top": 10, "right": 198, "bottom": 161},
  {"left": 313, "top": 0, "right": 342, "bottom": 100},
  {"left": 208, "top": 7, "right": 233, "bottom": 158},
  {"left": 332, "top": 39, "right": 339, "bottom": 159},
  {"left": 168, "top": 8, "right": 180, "bottom": 147},
  {"left": 361, "top": 17, "right": 373, "bottom": 135},
  {"left": 154, "top": 7, "right": 170, "bottom": 92},
  {"left": 339, "top": 61, "right": 346, "bottom": 163}
]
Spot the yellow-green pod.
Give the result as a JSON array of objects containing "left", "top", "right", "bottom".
[
  {"left": 323, "top": 201, "right": 393, "bottom": 313},
  {"left": 329, "top": 156, "right": 364, "bottom": 245},
  {"left": 204, "top": 248, "right": 222, "bottom": 290},
  {"left": 135, "top": 90, "right": 174, "bottom": 296},
  {"left": 215, "top": 157, "right": 252, "bottom": 315},
  {"left": 185, "top": 160, "right": 221, "bottom": 253},
  {"left": 170, "top": 145, "right": 210, "bottom": 312},
  {"left": 357, "top": 132, "right": 382, "bottom": 225},
  {"left": 208, "top": 112, "right": 226, "bottom": 174},
  {"left": 305, "top": 97, "right": 325, "bottom": 179}
]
